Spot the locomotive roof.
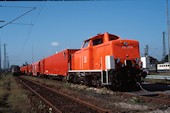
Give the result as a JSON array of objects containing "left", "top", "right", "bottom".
[{"left": 84, "top": 32, "right": 120, "bottom": 42}]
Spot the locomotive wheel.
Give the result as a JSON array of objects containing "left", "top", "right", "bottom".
[
  {"left": 67, "top": 74, "right": 78, "bottom": 83},
  {"left": 95, "top": 79, "right": 101, "bottom": 87},
  {"left": 84, "top": 75, "right": 92, "bottom": 86},
  {"left": 84, "top": 75, "right": 101, "bottom": 87}
]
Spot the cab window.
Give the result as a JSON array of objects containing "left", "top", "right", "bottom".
[
  {"left": 93, "top": 38, "right": 103, "bottom": 46},
  {"left": 109, "top": 35, "right": 119, "bottom": 41},
  {"left": 82, "top": 40, "right": 90, "bottom": 48},
  {"left": 109, "top": 37, "right": 115, "bottom": 41}
]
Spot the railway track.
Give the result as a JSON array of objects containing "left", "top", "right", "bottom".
[
  {"left": 16, "top": 76, "right": 111, "bottom": 113},
  {"left": 124, "top": 92, "right": 170, "bottom": 105},
  {"left": 123, "top": 90, "right": 170, "bottom": 106}
]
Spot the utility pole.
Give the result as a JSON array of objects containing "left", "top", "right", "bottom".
[
  {"left": 144, "top": 45, "right": 149, "bottom": 57},
  {"left": 0, "top": 21, "right": 5, "bottom": 75},
  {"left": 6, "top": 56, "right": 9, "bottom": 72},
  {"left": 167, "top": 0, "right": 170, "bottom": 70},
  {"left": 32, "top": 44, "right": 34, "bottom": 63},
  {"left": 3, "top": 44, "right": 7, "bottom": 72},
  {"left": 0, "top": 41, "right": 1, "bottom": 75},
  {"left": 162, "top": 32, "right": 166, "bottom": 61}
]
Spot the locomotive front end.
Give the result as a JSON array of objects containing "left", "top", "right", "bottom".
[{"left": 110, "top": 40, "right": 146, "bottom": 88}]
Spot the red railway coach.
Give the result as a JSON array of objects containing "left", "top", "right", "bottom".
[
  {"left": 43, "top": 49, "right": 79, "bottom": 77},
  {"left": 27, "top": 64, "right": 32, "bottom": 75},
  {"left": 32, "top": 62, "right": 40, "bottom": 76},
  {"left": 31, "top": 49, "right": 79, "bottom": 78},
  {"left": 20, "top": 65, "right": 28, "bottom": 74},
  {"left": 20, "top": 64, "right": 32, "bottom": 75}
]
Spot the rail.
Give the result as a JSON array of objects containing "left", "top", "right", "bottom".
[{"left": 16, "top": 76, "right": 111, "bottom": 113}]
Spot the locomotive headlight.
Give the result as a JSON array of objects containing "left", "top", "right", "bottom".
[
  {"left": 123, "top": 42, "right": 128, "bottom": 46},
  {"left": 116, "top": 58, "right": 120, "bottom": 63},
  {"left": 135, "top": 58, "right": 139, "bottom": 64}
]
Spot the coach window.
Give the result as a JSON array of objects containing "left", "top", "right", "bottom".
[{"left": 93, "top": 38, "right": 103, "bottom": 46}]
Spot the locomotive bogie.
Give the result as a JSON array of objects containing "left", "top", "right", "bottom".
[{"left": 68, "top": 71, "right": 102, "bottom": 87}]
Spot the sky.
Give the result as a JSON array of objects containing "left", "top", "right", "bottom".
[{"left": 0, "top": 0, "right": 168, "bottom": 67}]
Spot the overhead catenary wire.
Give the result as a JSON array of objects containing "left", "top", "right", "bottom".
[
  {"left": 0, "top": 7, "right": 36, "bottom": 28},
  {"left": 0, "top": 5, "right": 36, "bottom": 9},
  {"left": 18, "top": 2, "right": 46, "bottom": 64},
  {"left": 10, "top": 23, "right": 33, "bottom": 26}
]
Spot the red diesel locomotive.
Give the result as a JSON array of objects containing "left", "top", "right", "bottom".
[{"left": 20, "top": 32, "right": 146, "bottom": 88}]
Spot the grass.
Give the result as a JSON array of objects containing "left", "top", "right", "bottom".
[
  {"left": 129, "top": 97, "right": 142, "bottom": 104},
  {"left": 0, "top": 74, "right": 40, "bottom": 113},
  {"left": 63, "top": 82, "right": 72, "bottom": 89}
]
